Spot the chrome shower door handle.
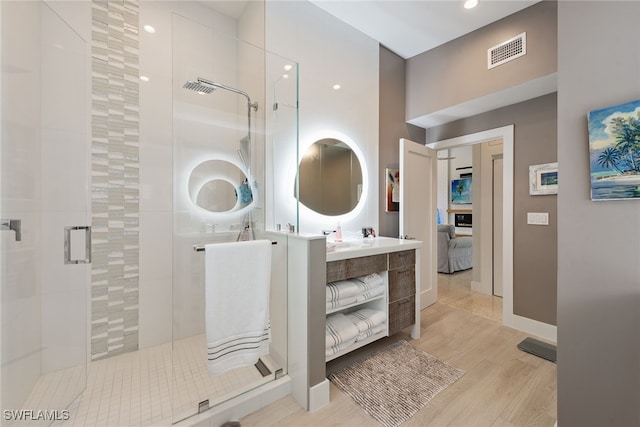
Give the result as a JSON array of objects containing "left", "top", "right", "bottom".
[{"left": 64, "top": 226, "right": 91, "bottom": 264}]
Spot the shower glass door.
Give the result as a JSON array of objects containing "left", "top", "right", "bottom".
[
  {"left": 1, "top": 1, "right": 89, "bottom": 420},
  {"left": 171, "top": 9, "right": 297, "bottom": 423}
]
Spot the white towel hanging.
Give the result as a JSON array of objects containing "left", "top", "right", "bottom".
[{"left": 204, "top": 239, "right": 272, "bottom": 376}]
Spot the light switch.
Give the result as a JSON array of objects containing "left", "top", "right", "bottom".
[{"left": 527, "top": 212, "right": 549, "bottom": 225}]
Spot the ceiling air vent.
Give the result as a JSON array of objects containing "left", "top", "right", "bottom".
[{"left": 488, "top": 32, "right": 526, "bottom": 69}]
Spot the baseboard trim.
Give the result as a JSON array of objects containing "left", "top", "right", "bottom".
[
  {"left": 504, "top": 313, "right": 557, "bottom": 344},
  {"left": 470, "top": 280, "right": 488, "bottom": 295},
  {"left": 308, "top": 379, "right": 330, "bottom": 412}
]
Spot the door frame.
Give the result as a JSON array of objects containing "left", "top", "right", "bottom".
[{"left": 427, "top": 125, "right": 556, "bottom": 343}]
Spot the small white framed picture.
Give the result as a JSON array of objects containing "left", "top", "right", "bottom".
[{"left": 529, "top": 162, "right": 558, "bottom": 195}]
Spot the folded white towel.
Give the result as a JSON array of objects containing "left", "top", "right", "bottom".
[
  {"left": 326, "top": 296, "right": 358, "bottom": 311},
  {"left": 325, "top": 337, "right": 357, "bottom": 357},
  {"left": 356, "top": 323, "right": 387, "bottom": 342},
  {"left": 355, "top": 284, "right": 385, "bottom": 303},
  {"left": 326, "top": 312, "right": 360, "bottom": 349},
  {"left": 346, "top": 308, "right": 387, "bottom": 333},
  {"left": 204, "top": 240, "right": 272, "bottom": 376},
  {"left": 353, "top": 273, "right": 383, "bottom": 287},
  {"left": 326, "top": 279, "right": 360, "bottom": 302}
]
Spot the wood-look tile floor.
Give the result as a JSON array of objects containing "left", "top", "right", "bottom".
[{"left": 241, "top": 270, "right": 557, "bottom": 427}]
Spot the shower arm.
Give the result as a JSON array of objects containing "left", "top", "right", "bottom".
[
  {"left": 197, "top": 78, "right": 257, "bottom": 174},
  {"left": 197, "top": 78, "right": 258, "bottom": 111}
]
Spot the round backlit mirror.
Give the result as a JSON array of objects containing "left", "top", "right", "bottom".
[{"left": 295, "top": 138, "right": 363, "bottom": 216}]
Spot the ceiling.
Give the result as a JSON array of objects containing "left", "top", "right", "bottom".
[
  {"left": 207, "top": 0, "right": 540, "bottom": 59},
  {"left": 206, "top": 0, "right": 554, "bottom": 128},
  {"left": 308, "top": 0, "right": 541, "bottom": 59},
  {"left": 307, "top": 0, "right": 554, "bottom": 128}
]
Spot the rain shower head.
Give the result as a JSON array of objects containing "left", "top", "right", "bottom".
[
  {"left": 183, "top": 78, "right": 216, "bottom": 94},
  {"left": 182, "top": 77, "right": 257, "bottom": 111}
]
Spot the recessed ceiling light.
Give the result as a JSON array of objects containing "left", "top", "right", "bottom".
[
  {"left": 143, "top": 24, "right": 156, "bottom": 34},
  {"left": 332, "top": 84, "right": 341, "bottom": 90},
  {"left": 464, "top": 0, "right": 478, "bottom": 9},
  {"left": 284, "top": 64, "right": 292, "bottom": 71},
  {"left": 282, "top": 74, "right": 289, "bottom": 79},
  {"left": 139, "top": 75, "right": 149, "bottom": 82}
]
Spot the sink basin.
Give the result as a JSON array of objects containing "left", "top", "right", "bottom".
[{"left": 326, "top": 240, "right": 373, "bottom": 252}]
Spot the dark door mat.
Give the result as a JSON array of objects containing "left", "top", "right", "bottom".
[{"left": 517, "top": 337, "right": 557, "bottom": 363}]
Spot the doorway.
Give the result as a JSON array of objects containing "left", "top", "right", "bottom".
[
  {"left": 435, "top": 140, "right": 504, "bottom": 298},
  {"left": 428, "top": 125, "right": 515, "bottom": 330}
]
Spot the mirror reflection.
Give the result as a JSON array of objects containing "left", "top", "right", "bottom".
[
  {"left": 296, "top": 138, "right": 363, "bottom": 216},
  {"left": 189, "top": 159, "right": 252, "bottom": 213},
  {"left": 196, "top": 179, "right": 237, "bottom": 212}
]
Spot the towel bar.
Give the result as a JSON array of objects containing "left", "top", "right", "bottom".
[{"left": 193, "top": 241, "right": 277, "bottom": 252}]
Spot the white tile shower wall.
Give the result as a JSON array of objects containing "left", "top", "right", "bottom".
[
  {"left": 266, "top": 1, "right": 380, "bottom": 235},
  {"left": 138, "top": 1, "right": 173, "bottom": 349},
  {"left": 90, "top": 0, "right": 140, "bottom": 360}
]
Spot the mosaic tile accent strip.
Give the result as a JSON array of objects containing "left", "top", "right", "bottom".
[{"left": 91, "top": 0, "right": 140, "bottom": 361}]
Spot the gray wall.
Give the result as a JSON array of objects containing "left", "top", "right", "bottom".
[
  {"left": 379, "top": 46, "right": 425, "bottom": 238},
  {"left": 557, "top": 2, "right": 640, "bottom": 426},
  {"left": 427, "top": 93, "right": 557, "bottom": 326},
  {"left": 406, "top": 0, "right": 557, "bottom": 122}
]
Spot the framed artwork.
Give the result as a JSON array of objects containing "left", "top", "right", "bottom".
[
  {"left": 450, "top": 177, "right": 472, "bottom": 204},
  {"left": 529, "top": 162, "right": 558, "bottom": 195},
  {"left": 385, "top": 168, "right": 399, "bottom": 212},
  {"left": 588, "top": 98, "right": 640, "bottom": 201}
]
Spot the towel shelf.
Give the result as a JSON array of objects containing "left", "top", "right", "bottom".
[{"left": 193, "top": 241, "right": 277, "bottom": 252}]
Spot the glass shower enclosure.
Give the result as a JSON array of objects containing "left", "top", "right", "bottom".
[
  {"left": 171, "top": 12, "right": 299, "bottom": 423},
  {"left": 1, "top": 0, "right": 89, "bottom": 420},
  {"left": 0, "top": 2, "right": 299, "bottom": 424}
]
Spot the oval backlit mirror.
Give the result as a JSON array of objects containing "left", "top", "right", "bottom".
[
  {"left": 295, "top": 138, "right": 363, "bottom": 216},
  {"left": 189, "top": 159, "right": 252, "bottom": 213}
]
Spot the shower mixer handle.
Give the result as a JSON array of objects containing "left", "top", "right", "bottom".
[{"left": 0, "top": 219, "right": 21, "bottom": 241}]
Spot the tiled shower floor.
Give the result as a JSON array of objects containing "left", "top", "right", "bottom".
[{"left": 18, "top": 335, "right": 278, "bottom": 426}]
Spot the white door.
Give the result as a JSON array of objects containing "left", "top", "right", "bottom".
[
  {"left": 493, "top": 156, "right": 504, "bottom": 297},
  {"left": 399, "top": 139, "right": 437, "bottom": 308}
]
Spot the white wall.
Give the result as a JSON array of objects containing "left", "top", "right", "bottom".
[
  {"left": 266, "top": 1, "right": 379, "bottom": 236},
  {"left": 1, "top": 1, "right": 43, "bottom": 411}
]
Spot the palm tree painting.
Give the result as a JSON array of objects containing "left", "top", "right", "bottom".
[
  {"left": 450, "top": 178, "right": 472, "bottom": 204},
  {"left": 588, "top": 98, "right": 640, "bottom": 200}
]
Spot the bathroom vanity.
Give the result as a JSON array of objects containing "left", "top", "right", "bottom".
[
  {"left": 325, "top": 237, "right": 421, "bottom": 361},
  {"left": 287, "top": 235, "right": 421, "bottom": 412}
]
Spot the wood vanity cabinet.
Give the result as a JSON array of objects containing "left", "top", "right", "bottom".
[
  {"left": 387, "top": 250, "right": 416, "bottom": 334},
  {"left": 326, "top": 253, "right": 387, "bottom": 282},
  {"left": 325, "top": 247, "right": 418, "bottom": 360}
]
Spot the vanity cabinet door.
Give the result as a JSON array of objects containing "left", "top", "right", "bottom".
[
  {"left": 388, "top": 266, "right": 415, "bottom": 302},
  {"left": 389, "top": 295, "right": 415, "bottom": 334},
  {"left": 388, "top": 249, "right": 416, "bottom": 334},
  {"left": 389, "top": 249, "right": 415, "bottom": 270}
]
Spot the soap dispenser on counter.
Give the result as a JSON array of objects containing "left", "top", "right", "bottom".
[{"left": 334, "top": 223, "right": 343, "bottom": 243}]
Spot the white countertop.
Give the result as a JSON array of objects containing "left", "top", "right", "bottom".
[{"left": 326, "top": 236, "right": 422, "bottom": 262}]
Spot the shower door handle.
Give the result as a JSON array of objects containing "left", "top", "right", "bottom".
[{"left": 64, "top": 226, "right": 91, "bottom": 264}]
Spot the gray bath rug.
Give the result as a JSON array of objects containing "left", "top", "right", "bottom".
[{"left": 328, "top": 340, "right": 464, "bottom": 427}]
